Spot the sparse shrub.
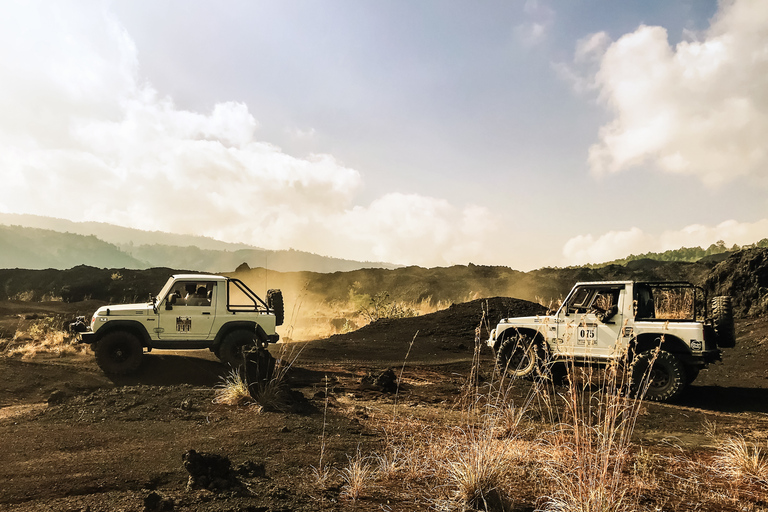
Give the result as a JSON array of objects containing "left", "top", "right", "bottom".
[
  {"left": 11, "top": 290, "right": 35, "bottom": 302},
  {"left": 349, "top": 285, "right": 417, "bottom": 323}
]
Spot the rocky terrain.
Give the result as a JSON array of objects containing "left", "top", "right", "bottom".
[{"left": 1, "top": 250, "right": 767, "bottom": 511}]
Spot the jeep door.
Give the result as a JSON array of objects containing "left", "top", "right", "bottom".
[
  {"left": 157, "top": 280, "right": 216, "bottom": 340},
  {"left": 557, "top": 284, "right": 625, "bottom": 358}
]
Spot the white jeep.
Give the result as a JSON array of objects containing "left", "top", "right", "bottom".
[
  {"left": 487, "top": 281, "right": 735, "bottom": 401},
  {"left": 72, "top": 274, "right": 283, "bottom": 375}
]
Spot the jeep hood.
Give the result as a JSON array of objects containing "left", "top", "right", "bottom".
[
  {"left": 498, "top": 315, "right": 555, "bottom": 326},
  {"left": 94, "top": 303, "right": 153, "bottom": 316}
]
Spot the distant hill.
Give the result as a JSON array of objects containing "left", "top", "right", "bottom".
[
  {"left": 0, "top": 213, "right": 398, "bottom": 272},
  {"left": 0, "top": 225, "right": 144, "bottom": 270},
  {"left": 591, "top": 239, "right": 768, "bottom": 267}
]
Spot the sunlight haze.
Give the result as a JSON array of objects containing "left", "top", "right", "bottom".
[{"left": 1, "top": 0, "right": 767, "bottom": 270}]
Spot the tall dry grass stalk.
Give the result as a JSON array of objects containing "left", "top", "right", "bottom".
[
  {"left": 537, "top": 336, "right": 657, "bottom": 512},
  {"left": 392, "top": 331, "right": 417, "bottom": 417},
  {"left": 249, "top": 344, "right": 303, "bottom": 411},
  {"left": 310, "top": 375, "right": 332, "bottom": 486}
]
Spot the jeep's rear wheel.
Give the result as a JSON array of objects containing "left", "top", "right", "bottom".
[
  {"left": 218, "top": 330, "right": 255, "bottom": 368},
  {"left": 496, "top": 332, "right": 539, "bottom": 379},
  {"left": 95, "top": 331, "right": 143, "bottom": 375},
  {"left": 631, "top": 350, "right": 686, "bottom": 402}
]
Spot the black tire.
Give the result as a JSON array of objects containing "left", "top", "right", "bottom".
[
  {"left": 267, "top": 289, "right": 284, "bottom": 327},
  {"left": 711, "top": 296, "right": 735, "bottom": 348},
  {"left": 95, "top": 331, "right": 143, "bottom": 375},
  {"left": 218, "top": 330, "right": 255, "bottom": 368},
  {"left": 631, "top": 350, "right": 686, "bottom": 402},
  {"left": 496, "top": 331, "right": 539, "bottom": 379}
]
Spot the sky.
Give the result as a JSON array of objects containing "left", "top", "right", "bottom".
[{"left": 1, "top": 0, "right": 767, "bottom": 270}]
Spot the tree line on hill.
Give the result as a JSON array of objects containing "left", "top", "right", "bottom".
[{"left": 589, "top": 239, "right": 768, "bottom": 267}]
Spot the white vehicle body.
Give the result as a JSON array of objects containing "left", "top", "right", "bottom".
[
  {"left": 488, "top": 281, "right": 733, "bottom": 401},
  {"left": 73, "top": 274, "right": 283, "bottom": 374}
]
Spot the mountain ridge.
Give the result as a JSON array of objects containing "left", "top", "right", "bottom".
[{"left": 0, "top": 213, "right": 399, "bottom": 273}]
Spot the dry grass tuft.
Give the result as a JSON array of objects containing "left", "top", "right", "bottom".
[
  {"left": 372, "top": 446, "right": 402, "bottom": 481},
  {"left": 442, "top": 430, "right": 516, "bottom": 511},
  {"left": 340, "top": 449, "right": 375, "bottom": 501},
  {"left": 212, "top": 368, "right": 254, "bottom": 407},
  {"left": 712, "top": 436, "right": 768, "bottom": 488}
]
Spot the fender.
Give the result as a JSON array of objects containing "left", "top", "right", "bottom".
[
  {"left": 631, "top": 333, "right": 700, "bottom": 364},
  {"left": 93, "top": 320, "right": 152, "bottom": 346},
  {"left": 212, "top": 321, "right": 273, "bottom": 347},
  {"left": 494, "top": 326, "right": 545, "bottom": 351}
]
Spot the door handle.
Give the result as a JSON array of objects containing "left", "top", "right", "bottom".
[{"left": 202, "top": 312, "right": 211, "bottom": 315}]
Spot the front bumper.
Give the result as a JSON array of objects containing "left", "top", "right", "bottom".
[
  {"left": 78, "top": 332, "right": 97, "bottom": 344},
  {"left": 69, "top": 318, "right": 96, "bottom": 344}
]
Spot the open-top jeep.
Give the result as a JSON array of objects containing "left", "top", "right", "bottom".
[
  {"left": 72, "top": 274, "right": 284, "bottom": 375},
  {"left": 487, "top": 281, "right": 735, "bottom": 401}
]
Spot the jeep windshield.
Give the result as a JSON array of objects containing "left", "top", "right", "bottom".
[{"left": 156, "top": 277, "right": 176, "bottom": 303}]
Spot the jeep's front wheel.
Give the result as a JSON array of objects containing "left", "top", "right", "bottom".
[
  {"left": 95, "top": 331, "right": 143, "bottom": 375},
  {"left": 631, "top": 350, "right": 686, "bottom": 402},
  {"left": 496, "top": 332, "right": 539, "bottom": 379},
  {"left": 218, "top": 330, "right": 255, "bottom": 368}
]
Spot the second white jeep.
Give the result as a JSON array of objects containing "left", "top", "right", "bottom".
[{"left": 487, "top": 281, "right": 735, "bottom": 401}]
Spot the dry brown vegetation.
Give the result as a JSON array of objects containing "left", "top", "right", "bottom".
[{"left": 0, "top": 316, "right": 87, "bottom": 359}]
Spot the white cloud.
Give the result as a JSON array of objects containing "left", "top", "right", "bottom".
[
  {"left": 515, "top": 0, "right": 555, "bottom": 47},
  {"left": 553, "top": 31, "right": 611, "bottom": 93},
  {"left": 562, "top": 228, "right": 654, "bottom": 265},
  {"left": 562, "top": 219, "right": 768, "bottom": 265},
  {"left": 0, "top": 0, "right": 496, "bottom": 267},
  {"left": 564, "top": 0, "right": 768, "bottom": 186}
]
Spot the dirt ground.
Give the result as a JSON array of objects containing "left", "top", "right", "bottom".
[{"left": 1, "top": 298, "right": 768, "bottom": 511}]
